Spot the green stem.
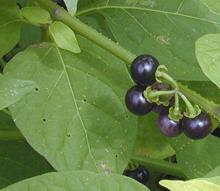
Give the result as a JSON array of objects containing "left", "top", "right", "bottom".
[
  {"left": 174, "top": 93, "right": 179, "bottom": 112},
  {"left": 148, "top": 90, "right": 176, "bottom": 99},
  {"left": 0, "top": 130, "right": 24, "bottom": 141},
  {"left": 36, "top": 0, "right": 135, "bottom": 64},
  {"left": 177, "top": 91, "right": 196, "bottom": 116},
  {"left": 158, "top": 72, "right": 178, "bottom": 88},
  {"left": 131, "top": 156, "right": 186, "bottom": 178},
  {"left": 178, "top": 83, "right": 220, "bottom": 120}
]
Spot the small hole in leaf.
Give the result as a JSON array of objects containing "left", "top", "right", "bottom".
[
  {"left": 35, "top": 88, "right": 39, "bottom": 91},
  {"left": 115, "top": 154, "right": 118, "bottom": 158},
  {"left": 83, "top": 99, "right": 87, "bottom": 102},
  {"left": 42, "top": 118, "right": 46, "bottom": 122}
]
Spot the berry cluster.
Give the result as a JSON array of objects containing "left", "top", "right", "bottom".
[{"left": 125, "top": 55, "right": 213, "bottom": 140}]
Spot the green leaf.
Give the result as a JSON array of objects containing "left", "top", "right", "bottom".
[
  {"left": 133, "top": 113, "right": 175, "bottom": 160},
  {"left": 20, "top": 7, "right": 51, "bottom": 25},
  {"left": 77, "top": 0, "right": 220, "bottom": 81},
  {"left": 204, "top": 166, "right": 220, "bottom": 178},
  {"left": 200, "top": 0, "right": 220, "bottom": 15},
  {"left": 64, "top": 0, "right": 78, "bottom": 16},
  {"left": 170, "top": 135, "right": 220, "bottom": 179},
  {"left": 160, "top": 177, "right": 220, "bottom": 191},
  {"left": 4, "top": 38, "right": 137, "bottom": 174},
  {"left": 0, "top": 0, "right": 22, "bottom": 58},
  {"left": 0, "top": 140, "right": 53, "bottom": 189},
  {"left": 0, "top": 74, "right": 35, "bottom": 110},
  {"left": 49, "top": 21, "right": 81, "bottom": 53},
  {"left": 0, "top": 171, "right": 150, "bottom": 191},
  {"left": 196, "top": 33, "right": 220, "bottom": 88}
]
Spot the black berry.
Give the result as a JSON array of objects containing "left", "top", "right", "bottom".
[
  {"left": 157, "top": 110, "right": 182, "bottom": 137},
  {"left": 53, "top": 0, "right": 67, "bottom": 10},
  {"left": 131, "top": 55, "right": 159, "bottom": 87},
  {"left": 125, "top": 86, "right": 153, "bottom": 116},
  {"left": 182, "top": 112, "right": 212, "bottom": 140},
  {"left": 124, "top": 166, "right": 150, "bottom": 184}
]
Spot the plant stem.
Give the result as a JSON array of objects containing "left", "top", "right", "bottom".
[
  {"left": 147, "top": 90, "right": 176, "bottom": 99},
  {"left": 36, "top": 0, "right": 136, "bottom": 64},
  {"left": 177, "top": 91, "right": 196, "bottom": 115},
  {"left": 0, "top": 130, "right": 24, "bottom": 141},
  {"left": 158, "top": 72, "right": 178, "bottom": 88},
  {"left": 178, "top": 83, "right": 220, "bottom": 120},
  {"left": 131, "top": 156, "right": 186, "bottom": 178}
]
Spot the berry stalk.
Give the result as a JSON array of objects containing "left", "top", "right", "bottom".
[{"left": 131, "top": 156, "right": 186, "bottom": 178}]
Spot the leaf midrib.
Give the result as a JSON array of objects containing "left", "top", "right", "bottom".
[
  {"left": 76, "top": 5, "right": 220, "bottom": 25},
  {"left": 55, "top": 47, "right": 99, "bottom": 172}
]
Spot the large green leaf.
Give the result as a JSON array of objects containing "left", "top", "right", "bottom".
[
  {"left": 0, "top": 0, "right": 22, "bottom": 57},
  {"left": 0, "top": 140, "right": 53, "bottom": 189},
  {"left": 77, "top": 0, "right": 220, "bottom": 81},
  {"left": 133, "top": 113, "right": 175, "bottom": 160},
  {"left": 160, "top": 177, "right": 220, "bottom": 191},
  {"left": 0, "top": 171, "right": 150, "bottom": 191},
  {"left": 4, "top": 38, "right": 137, "bottom": 173},
  {"left": 200, "top": 0, "right": 220, "bottom": 15},
  {"left": 170, "top": 135, "right": 220, "bottom": 179},
  {"left": 0, "top": 75, "right": 35, "bottom": 110},
  {"left": 196, "top": 33, "right": 220, "bottom": 88}
]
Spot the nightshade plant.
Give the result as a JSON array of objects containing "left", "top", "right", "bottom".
[{"left": 1, "top": 0, "right": 220, "bottom": 191}]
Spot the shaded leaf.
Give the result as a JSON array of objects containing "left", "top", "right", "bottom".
[
  {"left": 0, "top": 171, "right": 150, "bottom": 191},
  {"left": 196, "top": 33, "right": 220, "bottom": 88},
  {"left": 0, "top": 0, "right": 22, "bottom": 58},
  {"left": 4, "top": 38, "right": 136, "bottom": 173},
  {"left": 0, "top": 140, "right": 53, "bottom": 189},
  {"left": 20, "top": 7, "right": 51, "bottom": 25},
  {"left": 0, "top": 74, "right": 35, "bottom": 110},
  {"left": 49, "top": 21, "right": 81, "bottom": 53}
]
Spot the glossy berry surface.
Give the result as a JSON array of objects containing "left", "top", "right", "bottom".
[
  {"left": 131, "top": 55, "right": 159, "bottom": 87},
  {"left": 124, "top": 166, "right": 150, "bottom": 184},
  {"left": 125, "top": 86, "right": 153, "bottom": 115},
  {"left": 182, "top": 112, "right": 212, "bottom": 140},
  {"left": 157, "top": 111, "right": 182, "bottom": 137}
]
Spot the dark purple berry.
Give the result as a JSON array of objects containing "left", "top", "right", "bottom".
[
  {"left": 125, "top": 86, "right": 153, "bottom": 116},
  {"left": 157, "top": 111, "right": 182, "bottom": 137},
  {"left": 124, "top": 166, "right": 150, "bottom": 184},
  {"left": 131, "top": 55, "right": 159, "bottom": 87},
  {"left": 182, "top": 112, "right": 212, "bottom": 140}
]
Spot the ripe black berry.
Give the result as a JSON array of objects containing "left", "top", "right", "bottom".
[
  {"left": 182, "top": 112, "right": 212, "bottom": 140},
  {"left": 157, "top": 110, "right": 182, "bottom": 137},
  {"left": 124, "top": 166, "right": 150, "bottom": 184},
  {"left": 131, "top": 55, "right": 159, "bottom": 87},
  {"left": 53, "top": 0, "right": 67, "bottom": 10},
  {"left": 125, "top": 86, "right": 153, "bottom": 115}
]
